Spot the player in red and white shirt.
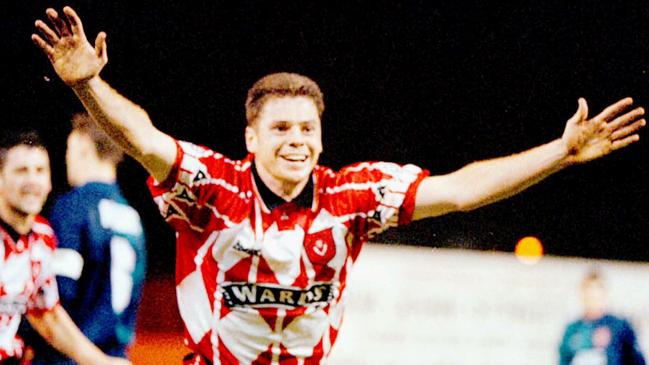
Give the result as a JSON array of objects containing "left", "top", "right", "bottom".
[
  {"left": 148, "top": 142, "right": 427, "bottom": 363},
  {"left": 33, "top": 6, "right": 645, "bottom": 364},
  {"left": 0, "top": 131, "right": 131, "bottom": 365},
  {"left": 0, "top": 216, "right": 58, "bottom": 360}
]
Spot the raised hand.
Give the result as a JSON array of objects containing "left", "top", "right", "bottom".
[
  {"left": 562, "top": 97, "right": 645, "bottom": 164},
  {"left": 32, "top": 7, "right": 107, "bottom": 86}
]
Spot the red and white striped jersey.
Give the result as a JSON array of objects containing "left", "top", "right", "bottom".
[
  {"left": 0, "top": 216, "right": 59, "bottom": 360},
  {"left": 148, "top": 140, "right": 428, "bottom": 364}
]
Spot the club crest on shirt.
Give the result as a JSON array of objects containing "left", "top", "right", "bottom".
[
  {"left": 304, "top": 229, "right": 335, "bottom": 265},
  {"left": 592, "top": 326, "right": 612, "bottom": 348}
]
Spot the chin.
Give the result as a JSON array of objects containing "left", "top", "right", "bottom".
[
  {"left": 282, "top": 173, "right": 310, "bottom": 184},
  {"left": 18, "top": 201, "right": 46, "bottom": 215}
]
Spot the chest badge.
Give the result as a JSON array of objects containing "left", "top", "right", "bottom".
[{"left": 305, "top": 229, "right": 336, "bottom": 265}]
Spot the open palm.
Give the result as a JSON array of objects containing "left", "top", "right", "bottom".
[
  {"left": 32, "top": 7, "right": 107, "bottom": 86},
  {"left": 562, "top": 98, "right": 645, "bottom": 164}
]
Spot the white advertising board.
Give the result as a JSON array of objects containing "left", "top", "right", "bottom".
[{"left": 330, "top": 244, "right": 649, "bottom": 365}]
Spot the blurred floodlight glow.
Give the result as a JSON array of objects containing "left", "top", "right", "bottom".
[{"left": 515, "top": 236, "right": 544, "bottom": 265}]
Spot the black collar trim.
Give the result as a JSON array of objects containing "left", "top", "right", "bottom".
[
  {"left": 0, "top": 217, "right": 23, "bottom": 243},
  {"left": 251, "top": 163, "right": 314, "bottom": 211}
]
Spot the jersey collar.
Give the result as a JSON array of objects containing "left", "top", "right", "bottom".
[
  {"left": 251, "top": 162, "right": 314, "bottom": 211},
  {"left": 0, "top": 216, "right": 25, "bottom": 246}
]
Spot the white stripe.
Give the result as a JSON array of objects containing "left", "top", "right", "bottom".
[
  {"left": 179, "top": 141, "right": 214, "bottom": 158},
  {"left": 323, "top": 181, "right": 380, "bottom": 195},
  {"left": 339, "top": 162, "right": 375, "bottom": 173},
  {"left": 211, "top": 269, "right": 226, "bottom": 365},
  {"left": 334, "top": 212, "right": 369, "bottom": 224},
  {"left": 271, "top": 308, "right": 286, "bottom": 365},
  {"left": 233, "top": 160, "right": 252, "bottom": 171},
  {"left": 176, "top": 272, "right": 213, "bottom": 344},
  {"left": 196, "top": 177, "right": 242, "bottom": 195},
  {"left": 52, "top": 248, "right": 84, "bottom": 280},
  {"left": 248, "top": 202, "right": 263, "bottom": 283},
  {"left": 176, "top": 232, "right": 218, "bottom": 344},
  {"left": 31, "top": 222, "right": 53, "bottom": 235},
  {"left": 301, "top": 249, "right": 316, "bottom": 283},
  {"left": 208, "top": 204, "right": 237, "bottom": 228},
  {"left": 196, "top": 231, "right": 219, "bottom": 266},
  {"left": 98, "top": 199, "right": 143, "bottom": 235},
  {"left": 343, "top": 161, "right": 421, "bottom": 174}
]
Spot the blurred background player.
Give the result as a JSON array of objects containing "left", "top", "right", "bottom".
[
  {"left": 0, "top": 130, "right": 130, "bottom": 365},
  {"left": 23, "top": 113, "right": 147, "bottom": 364},
  {"left": 559, "top": 269, "right": 646, "bottom": 365}
]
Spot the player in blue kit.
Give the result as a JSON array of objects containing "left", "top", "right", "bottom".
[
  {"left": 25, "top": 113, "right": 147, "bottom": 364},
  {"left": 559, "top": 270, "right": 646, "bottom": 365}
]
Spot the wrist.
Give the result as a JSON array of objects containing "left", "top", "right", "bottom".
[
  {"left": 554, "top": 138, "right": 576, "bottom": 168},
  {"left": 70, "top": 75, "right": 102, "bottom": 93}
]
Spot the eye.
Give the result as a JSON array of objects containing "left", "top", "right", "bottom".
[
  {"left": 302, "top": 124, "right": 316, "bottom": 133},
  {"left": 273, "top": 122, "right": 289, "bottom": 132}
]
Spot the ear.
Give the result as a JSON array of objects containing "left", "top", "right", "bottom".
[
  {"left": 76, "top": 132, "right": 97, "bottom": 158},
  {"left": 245, "top": 126, "right": 257, "bottom": 153}
]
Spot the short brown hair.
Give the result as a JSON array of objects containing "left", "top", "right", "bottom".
[
  {"left": 71, "top": 113, "right": 124, "bottom": 164},
  {"left": 581, "top": 267, "right": 605, "bottom": 288},
  {"left": 245, "top": 72, "right": 325, "bottom": 125},
  {"left": 0, "top": 129, "right": 47, "bottom": 170}
]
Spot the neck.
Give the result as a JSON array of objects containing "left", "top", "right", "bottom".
[
  {"left": 0, "top": 201, "right": 34, "bottom": 235},
  {"left": 254, "top": 165, "right": 309, "bottom": 201},
  {"left": 584, "top": 309, "right": 605, "bottom": 320},
  {"left": 73, "top": 160, "right": 117, "bottom": 186}
]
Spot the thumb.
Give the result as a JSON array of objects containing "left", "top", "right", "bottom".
[
  {"left": 95, "top": 31, "right": 108, "bottom": 64},
  {"left": 570, "top": 97, "right": 589, "bottom": 124}
]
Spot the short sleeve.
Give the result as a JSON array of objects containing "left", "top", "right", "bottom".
[
  {"left": 336, "top": 161, "right": 428, "bottom": 238},
  {"left": 147, "top": 140, "right": 244, "bottom": 233},
  {"left": 27, "top": 224, "right": 60, "bottom": 314},
  {"left": 621, "top": 319, "right": 647, "bottom": 365}
]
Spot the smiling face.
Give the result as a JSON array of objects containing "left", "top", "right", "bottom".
[
  {"left": 0, "top": 145, "right": 52, "bottom": 218},
  {"left": 245, "top": 96, "right": 323, "bottom": 196}
]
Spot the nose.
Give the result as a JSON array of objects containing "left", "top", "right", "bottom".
[
  {"left": 23, "top": 168, "right": 46, "bottom": 188},
  {"left": 287, "top": 125, "right": 305, "bottom": 146}
]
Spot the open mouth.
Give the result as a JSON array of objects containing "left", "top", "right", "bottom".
[{"left": 280, "top": 154, "right": 308, "bottom": 163}]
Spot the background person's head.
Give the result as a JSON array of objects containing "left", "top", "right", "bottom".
[
  {"left": 66, "top": 112, "right": 123, "bottom": 187},
  {"left": 580, "top": 268, "right": 608, "bottom": 320},
  {"left": 0, "top": 130, "right": 51, "bottom": 224}
]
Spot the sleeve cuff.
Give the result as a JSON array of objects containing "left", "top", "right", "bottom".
[{"left": 398, "top": 168, "right": 430, "bottom": 225}]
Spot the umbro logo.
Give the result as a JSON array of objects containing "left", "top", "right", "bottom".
[{"left": 233, "top": 241, "right": 260, "bottom": 256}]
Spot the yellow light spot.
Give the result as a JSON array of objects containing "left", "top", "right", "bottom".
[{"left": 515, "top": 236, "right": 544, "bottom": 265}]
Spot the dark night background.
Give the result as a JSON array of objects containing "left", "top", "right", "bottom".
[{"left": 2, "top": 1, "right": 648, "bottom": 274}]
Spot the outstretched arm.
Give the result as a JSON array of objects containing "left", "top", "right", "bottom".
[
  {"left": 32, "top": 6, "right": 176, "bottom": 182},
  {"left": 412, "top": 97, "right": 645, "bottom": 220},
  {"left": 27, "top": 304, "right": 131, "bottom": 365}
]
